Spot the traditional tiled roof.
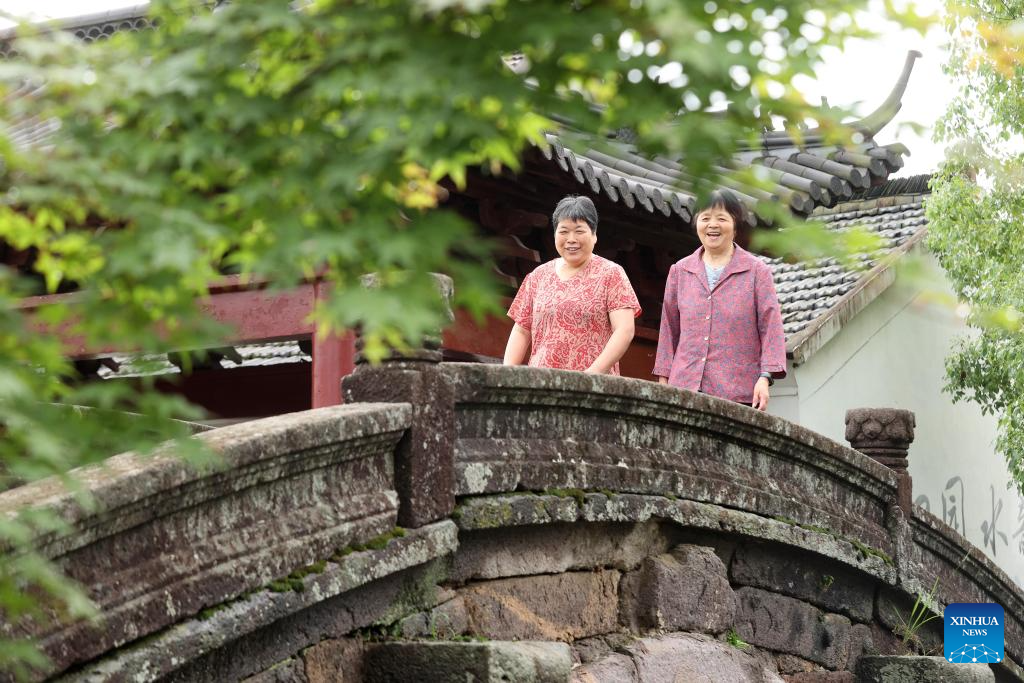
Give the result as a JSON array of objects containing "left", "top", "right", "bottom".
[
  {"left": 541, "top": 136, "right": 909, "bottom": 224},
  {"left": 0, "top": 5, "right": 154, "bottom": 57},
  {"left": 542, "top": 52, "right": 920, "bottom": 226},
  {"left": 96, "top": 341, "right": 309, "bottom": 379},
  {"left": 779, "top": 173, "right": 931, "bottom": 362}
]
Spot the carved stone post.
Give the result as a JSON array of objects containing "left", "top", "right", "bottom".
[
  {"left": 845, "top": 408, "right": 916, "bottom": 513},
  {"left": 342, "top": 274, "right": 455, "bottom": 528}
]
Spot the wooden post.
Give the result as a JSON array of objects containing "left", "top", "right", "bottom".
[{"left": 311, "top": 281, "right": 355, "bottom": 408}]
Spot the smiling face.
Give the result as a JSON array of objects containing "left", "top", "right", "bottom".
[
  {"left": 554, "top": 218, "right": 597, "bottom": 268},
  {"left": 695, "top": 203, "right": 736, "bottom": 253}
]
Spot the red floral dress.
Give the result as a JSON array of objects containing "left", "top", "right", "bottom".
[{"left": 507, "top": 255, "right": 641, "bottom": 374}]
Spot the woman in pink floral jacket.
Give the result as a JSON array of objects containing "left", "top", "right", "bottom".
[{"left": 654, "top": 189, "right": 786, "bottom": 410}]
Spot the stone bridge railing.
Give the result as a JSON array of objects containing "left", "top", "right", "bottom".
[{"left": 2, "top": 362, "right": 1022, "bottom": 682}]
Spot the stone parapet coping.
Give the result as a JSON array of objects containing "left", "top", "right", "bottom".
[
  {"left": 447, "top": 364, "right": 900, "bottom": 558},
  {"left": 0, "top": 403, "right": 412, "bottom": 558},
  {"left": 0, "top": 403, "right": 412, "bottom": 679},
  {"left": 446, "top": 363, "right": 895, "bottom": 487}
]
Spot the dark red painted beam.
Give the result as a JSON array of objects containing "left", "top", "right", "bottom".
[
  {"left": 18, "top": 280, "right": 317, "bottom": 356},
  {"left": 202, "top": 282, "right": 316, "bottom": 342},
  {"left": 310, "top": 281, "right": 355, "bottom": 408}
]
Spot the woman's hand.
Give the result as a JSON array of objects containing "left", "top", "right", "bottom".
[
  {"left": 586, "top": 309, "right": 635, "bottom": 375},
  {"left": 752, "top": 377, "right": 770, "bottom": 411},
  {"left": 657, "top": 376, "right": 668, "bottom": 385}
]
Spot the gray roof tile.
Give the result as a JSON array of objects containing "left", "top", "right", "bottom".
[
  {"left": 768, "top": 175, "right": 929, "bottom": 337},
  {"left": 97, "top": 341, "right": 309, "bottom": 379}
]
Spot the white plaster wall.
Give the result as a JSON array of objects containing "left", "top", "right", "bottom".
[{"left": 778, "top": 256, "right": 1023, "bottom": 585}]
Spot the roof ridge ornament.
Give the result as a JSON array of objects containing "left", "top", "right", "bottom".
[
  {"left": 757, "top": 49, "right": 921, "bottom": 150},
  {"left": 854, "top": 50, "right": 922, "bottom": 137}
]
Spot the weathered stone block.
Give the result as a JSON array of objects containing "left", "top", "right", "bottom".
[
  {"left": 241, "top": 658, "right": 305, "bottom": 683},
  {"left": 446, "top": 363, "right": 898, "bottom": 557},
  {"left": 731, "top": 543, "right": 875, "bottom": 622},
  {"left": 857, "top": 655, "right": 995, "bottom": 682},
  {"left": 452, "top": 520, "right": 672, "bottom": 582},
  {"left": 572, "top": 653, "right": 638, "bottom": 682},
  {"left": 782, "top": 673, "right": 855, "bottom": 683},
  {"left": 303, "top": 638, "right": 364, "bottom": 683},
  {"left": 399, "top": 596, "right": 468, "bottom": 639},
  {"left": 344, "top": 365, "right": 454, "bottom": 528},
  {"left": 455, "top": 494, "right": 580, "bottom": 530},
  {"left": 459, "top": 570, "right": 620, "bottom": 641},
  {"left": 993, "top": 658, "right": 1024, "bottom": 683},
  {"left": 868, "top": 622, "right": 904, "bottom": 657},
  {"left": 776, "top": 654, "right": 819, "bottom": 675},
  {"left": 735, "top": 587, "right": 852, "bottom": 669},
  {"left": 846, "top": 623, "right": 874, "bottom": 670},
  {"left": 572, "top": 633, "right": 784, "bottom": 683},
  {"left": 571, "top": 633, "right": 638, "bottom": 666},
  {"left": 363, "top": 641, "right": 572, "bottom": 683},
  {"left": 619, "top": 544, "right": 736, "bottom": 634}
]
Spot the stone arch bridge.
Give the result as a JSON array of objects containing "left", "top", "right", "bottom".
[{"left": 3, "top": 361, "right": 1021, "bottom": 682}]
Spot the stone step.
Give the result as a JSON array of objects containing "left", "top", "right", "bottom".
[{"left": 362, "top": 641, "right": 572, "bottom": 683}]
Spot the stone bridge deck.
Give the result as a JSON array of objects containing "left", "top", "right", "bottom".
[{"left": 1, "top": 363, "right": 1019, "bottom": 682}]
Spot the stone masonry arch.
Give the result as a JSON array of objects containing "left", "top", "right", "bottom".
[{"left": 1, "top": 363, "right": 1020, "bottom": 682}]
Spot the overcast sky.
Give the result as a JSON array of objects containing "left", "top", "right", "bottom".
[{"left": 0, "top": 0, "right": 952, "bottom": 175}]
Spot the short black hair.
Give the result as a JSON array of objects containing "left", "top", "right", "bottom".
[
  {"left": 695, "top": 188, "right": 745, "bottom": 228},
  {"left": 552, "top": 195, "right": 598, "bottom": 233}
]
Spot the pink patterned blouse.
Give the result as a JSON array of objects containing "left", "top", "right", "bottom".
[
  {"left": 654, "top": 245, "right": 786, "bottom": 403},
  {"left": 508, "top": 255, "right": 641, "bottom": 374}
]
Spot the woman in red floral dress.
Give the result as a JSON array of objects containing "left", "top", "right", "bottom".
[
  {"left": 654, "top": 189, "right": 786, "bottom": 410},
  {"left": 504, "top": 195, "right": 641, "bottom": 375}
]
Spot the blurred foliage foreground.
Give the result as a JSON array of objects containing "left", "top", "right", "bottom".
[
  {"left": 0, "top": 0, "right": 911, "bottom": 675},
  {"left": 929, "top": 0, "right": 1024, "bottom": 499}
]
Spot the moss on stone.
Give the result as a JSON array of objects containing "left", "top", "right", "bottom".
[
  {"left": 267, "top": 579, "right": 294, "bottom": 593},
  {"left": 291, "top": 560, "right": 327, "bottom": 579},
  {"left": 773, "top": 515, "right": 894, "bottom": 567},
  {"left": 851, "top": 539, "right": 894, "bottom": 566},
  {"left": 365, "top": 558, "right": 451, "bottom": 636},
  {"left": 465, "top": 501, "right": 516, "bottom": 529},
  {"left": 197, "top": 603, "right": 229, "bottom": 620},
  {"left": 543, "top": 487, "right": 586, "bottom": 507},
  {"left": 354, "top": 620, "right": 404, "bottom": 642},
  {"left": 265, "top": 559, "right": 332, "bottom": 594},
  {"left": 331, "top": 526, "right": 408, "bottom": 561},
  {"left": 725, "top": 628, "right": 750, "bottom": 650}
]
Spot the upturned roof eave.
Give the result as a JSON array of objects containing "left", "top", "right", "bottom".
[{"left": 747, "top": 50, "right": 922, "bottom": 150}]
